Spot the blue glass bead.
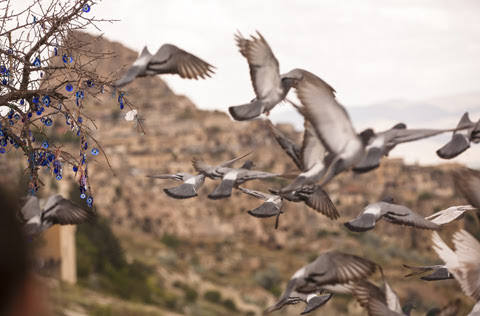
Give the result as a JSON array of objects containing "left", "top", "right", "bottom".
[
  {"left": 14, "top": 144, "right": 19, "bottom": 149},
  {"left": 0, "top": 148, "right": 5, "bottom": 154},
  {"left": 19, "top": 99, "right": 24, "bottom": 105},
  {"left": 0, "top": 130, "right": 3, "bottom": 137},
  {"left": 45, "top": 118, "right": 53, "bottom": 126},
  {"left": 32, "top": 96, "right": 39, "bottom": 103},
  {"left": 78, "top": 117, "right": 83, "bottom": 123},
  {"left": 8, "top": 48, "right": 13, "bottom": 54},
  {"left": 33, "top": 57, "right": 41, "bottom": 67},
  {"left": 120, "top": 103, "right": 124, "bottom": 110},
  {"left": 54, "top": 47, "right": 57, "bottom": 56},
  {"left": 84, "top": 142, "right": 88, "bottom": 149},
  {"left": 77, "top": 130, "right": 81, "bottom": 136},
  {"left": 83, "top": 4, "right": 90, "bottom": 12},
  {"left": 87, "top": 203, "right": 92, "bottom": 207},
  {"left": 42, "top": 95, "right": 51, "bottom": 106},
  {"left": 31, "top": 136, "right": 35, "bottom": 142},
  {"left": 54, "top": 160, "right": 60, "bottom": 166},
  {"left": 80, "top": 193, "right": 86, "bottom": 199},
  {"left": 86, "top": 196, "right": 93, "bottom": 204},
  {"left": 9, "top": 120, "right": 13, "bottom": 126},
  {"left": 73, "top": 166, "right": 78, "bottom": 172},
  {"left": 1, "top": 139, "right": 6, "bottom": 146},
  {"left": 33, "top": 16, "right": 37, "bottom": 23},
  {"left": 36, "top": 110, "right": 41, "bottom": 116},
  {"left": 56, "top": 174, "right": 62, "bottom": 180},
  {"left": 42, "top": 140, "right": 49, "bottom": 148},
  {"left": 58, "top": 103, "right": 62, "bottom": 110},
  {"left": 62, "top": 54, "right": 73, "bottom": 63},
  {"left": 54, "top": 167, "right": 59, "bottom": 174},
  {"left": 40, "top": 107, "right": 45, "bottom": 112},
  {"left": 66, "top": 84, "right": 73, "bottom": 92},
  {"left": 14, "top": 114, "right": 20, "bottom": 120},
  {"left": 86, "top": 79, "right": 94, "bottom": 87},
  {"left": 2, "top": 79, "right": 7, "bottom": 85},
  {"left": 76, "top": 91, "right": 84, "bottom": 99},
  {"left": 91, "top": 148, "right": 99, "bottom": 155},
  {"left": 0, "top": 65, "right": 6, "bottom": 73},
  {"left": 40, "top": 72, "right": 43, "bottom": 78},
  {"left": 27, "top": 112, "right": 32, "bottom": 118}
]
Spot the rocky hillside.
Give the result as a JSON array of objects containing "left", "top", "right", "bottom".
[{"left": 1, "top": 32, "right": 478, "bottom": 315}]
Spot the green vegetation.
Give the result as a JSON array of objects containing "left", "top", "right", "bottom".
[{"left": 204, "top": 290, "right": 222, "bottom": 303}]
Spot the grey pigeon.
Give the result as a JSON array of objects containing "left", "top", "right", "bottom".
[
  {"left": 114, "top": 44, "right": 215, "bottom": 88},
  {"left": 228, "top": 31, "right": 295, "bottom": 121},
  {"left": 20, "top": 194, "right": 94, "bottom": 236},
  {"left": 344, "top": 198, "right": 441, "bottom": 232},
  {"left": 354, "top": 123, "right": 453, "bottom": 173},
  {"left": 238, "top": 187, "right": 283, "bottom": 229},
  {"left": 147, "top": 172, "right": 205, "bottom": 199},
  {"left": 266, "top": 250, "right": 377, "bottom": 313},
  {"left": 402, "top": 264, "right": 453, "bottom": 281},
  {"left": 265, "top": 115, "right": 339, "bottom": 219},
  {"left": 432, "top": 230, "right": 480, "bottom": 315},
  {"left": 425, "top": 205, "right": 477, "bottom": 225},
  {"left": 437, "top": 112, "right": 480, "bottom": 159},
  {"left": 453, "top": 168, "right": 480, "bottom": 210},
  {"left": 280, "top": 69, "right": 373, "bottom": 187},
  {"left": 264, "top": 291, "right": 333, "bottom": 315},
  {"left": 193, "top": 154, "right": 280, "bottom": 200}
]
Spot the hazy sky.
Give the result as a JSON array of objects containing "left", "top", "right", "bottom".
[{"left": 9, "top": 0, "right": 480, "bottom": 166}]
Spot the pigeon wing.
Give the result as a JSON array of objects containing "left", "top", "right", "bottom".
[
  {"left": 265, "top": 119, "right": 302, "bottom": 169},
  {"left": 20, "top": 195, "right": 41, "bottom": 221},
  {"left": 114, "top": 46, "right": 152, "bottom": 87},
  {"left": 43, "top": 197, "right": 94, "bottom": 225},
  {"left": 454, "top": 168, "right": 480, "bottom": 210},
  {"left": 148, "top": 44, "right": 214, "bottom": 79},
  {"left": 238, "top": 31, "right": 281, "bottom": 100},
  {"left": 452, "top": 229, "right": 480, "bottom": 300}
]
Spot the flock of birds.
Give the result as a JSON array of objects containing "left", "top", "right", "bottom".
[{"left": 17, "top": 30, "right": 480, "bottom": 315}]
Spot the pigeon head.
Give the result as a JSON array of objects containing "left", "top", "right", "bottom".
[
  {"left": 241, "top": 160, "right": 255, "bottom": 170},
  {"left": 359, "top": 128, "right": 375, "bottom": 146},
  {"left": 402, "top": 302, "right": 416, "bottom": 315},
  {"left": 392, "top": 123, "right": 407, "bottom": 130},
  {"left": 381, "top": 197, "right": 395, "bottom": 204}
]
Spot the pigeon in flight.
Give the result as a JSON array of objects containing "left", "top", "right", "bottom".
[
  {"left": 20, "top": 194, "right": 94, "bottom": 236},
  {"left": 192, "top": 153, "right": 280, "bottom": 200},
  {"left": 228, "top": 31, "right": 295, "bottom": 121},
  {"left": 267, "top": 250, "right": 377, "bottom": 313},
  {"left": 264, "top": 291, "right": 333, "bottom": 315},
  {"left": 238, "top": 187, "right": 283, "bottom": 228},
  {"left": 402, "top": 264, "right": 453, "bottom": 281},
  {"left": 432, "top": 230, "right": 480, "bottom": 315},
  {"left": 114, "top": 44, "right": 215, "bottom": 88},
  {"left": 425, "top": 205, "right": 477, "bottom": 225},
  {"left": 353, "top": 123, "right": 453, "bottom": 173},
  {"left": 453, "top": 168, "right": 480, "bottom": 210},
  {"left": 344, "top": 198, "right": 441, "bottom": 232},
  {"left": 437, "top": 112, "right": 480, "bottom": 159},
  {"left": 280, "top": 68, "right": 373, "bottom": 187},
  {"left": 147, "top": 172, "right": 205, "bottom": 199}
]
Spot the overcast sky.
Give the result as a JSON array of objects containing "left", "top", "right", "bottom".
[{"left": 10, "top": 0, "right": 480, "bottom": 166}]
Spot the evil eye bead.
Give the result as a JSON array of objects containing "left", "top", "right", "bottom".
[
  {"left": 91, "top": 148, "right": 99, "bottom": 155},
  {"left": 32, "top": 96, "right": 39, "bottom": 103},
  {"left": 62, "top": 54, "right": 73, "bottom": 63},
  {"left": 86, "top": 79, "right": 94, "bottom": 87},
  {"left": 86, "top": 196, "right": 93, "bottom": 204},
  {"left": 56, "top": 174, "right": 62, "bottom": 180},
  {"left": 66, "top": 84, "right": 73, "bottom": 92},
  {"left": 54, "top": 47, "right": 58, "bottom": 56},
  {"left": 0, "top": 65, "right": 6, "bottom": 73},
  {"left": 33, "top": 57, "right": 41, "bottom": 67},
  {"left": 73, "top": 165, "right": 78, "bottom": 172},
  {"left": 83, "top": 4, "right": 90, "bottom": 12},
  {"left": 14, "top": 114, "right": 20, "bottom": 120},
  {"left": 42, "top": 140, "right": 49, "bottom": 148},
  {"left": 42, "top": 95, "right": 51, "bottom": 106},
  {"left": 19, "top": 99, "right": 25, "bottom": 105},
  {"left": 36, "top": 110, "right": 42, "bottom": 116},
  {"left": 8, "top": 48, "right": 13, "bottom": 54},
  {"left": 0, "top": 148, "right": 5, "bottom": 154},
  {"left": 78, "top": 117, "right": 83, "bottom": 123},
  {"left": 45, "top": 118, "right": 53, "bottom": 126},
  {"left": 2, "top": 79, "right": 7, "bottom": 86},
  {"left": 76, "top": 91, "right": 84, "bottom": 99},
  {"left": 27, "top": 112, "right": 32, "bottom": 118},
  {"left": 80, "top": 193, "right": 86, "bottom": 199}
]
